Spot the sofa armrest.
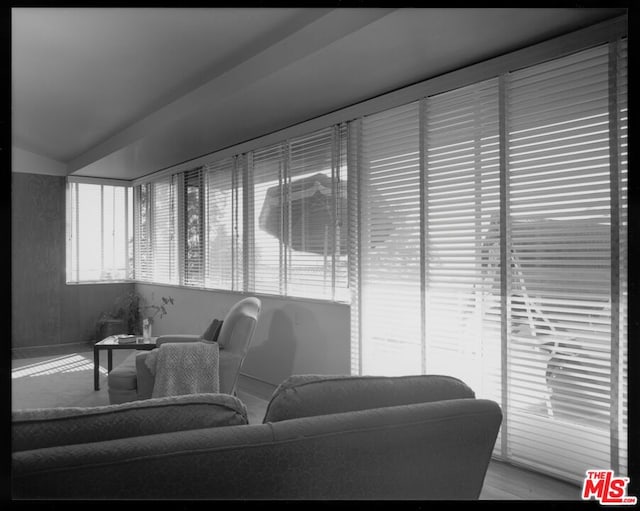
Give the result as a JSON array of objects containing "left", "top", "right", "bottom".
[
  {"left": 12, "top": 394, "right": 248, "bottom": 452},
  {"left": 156, "top": 334, "right": 204, "bottom": 346}
]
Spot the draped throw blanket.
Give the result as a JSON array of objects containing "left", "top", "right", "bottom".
[{"left": 145, "top": 342, "right": 220, "bottom": 398}]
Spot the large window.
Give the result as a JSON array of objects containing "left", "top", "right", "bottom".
[
  {"left": 248, "top": 125, "right": 348, "bottom": 301},
  {"left": 66, "top": 180, "right": 132, "bottom": 283},
  {"left": 351, "top": 40, "right": 627, "bottom": 483},
  {"left": 184, "top": 167, "right": 205, "bottom": 287},
  {"left": 204, "top": 156, "right": 243, "bottom": 291},
  {"left": 132, "top": 125, "right": 348, "bottom": 302},
  {"left": 134, "top": 176, "right": 179, "bottom": 285}
]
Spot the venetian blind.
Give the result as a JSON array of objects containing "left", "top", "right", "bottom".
[
  {"left": 183, "top": 167, "right": 205, "bottom": 287},
  {"left": 251, "top": 143, "right": 285, "bottom": 295},
  {"left": 204, "top": 156, "right": 243, "bottom": 291},
  {"left": 351, "top": 38, "right": 627, "bottom": 484},
  {"left": 423, "top": 79, "right": 502, "bottom": 400},
  {"left": 151, "top": 175, "right": 179, "bottom": 285},
  {"left": 286, "top": 125, "right": 348, "bottom": 301},
  {"left": 504, "top": 42, "right": 625, "bottom": 482},
  {"left": 358, "top": 102, "right": 423, "bottom": 375},
  {"left": 134, "top": 183, "right": 152, "bottom": 282},
  {"left": 248, "top": 126, "right": 348, "bottom": 300},
  {"left": 616, "top": 37, "right": 628, "bottom": 477}
]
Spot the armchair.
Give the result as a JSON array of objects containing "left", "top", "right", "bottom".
[{"left": 108, "top": 297, "right": 262, "bottom": 404}]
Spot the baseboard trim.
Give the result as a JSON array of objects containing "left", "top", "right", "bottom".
[{"left": 11, "top": 341, "right": 95, "bottom": 359}]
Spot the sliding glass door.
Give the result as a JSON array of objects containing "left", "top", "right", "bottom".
[{"left": 351, "top": 39, "right": 627, "bottom": 483}]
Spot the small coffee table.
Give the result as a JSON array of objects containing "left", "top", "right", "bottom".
[{"left": 93, "top": 336, "right": 157, "bottom": 391}]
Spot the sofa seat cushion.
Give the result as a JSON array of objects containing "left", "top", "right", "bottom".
[
  {"left": 263, "top": 374, "right": 476, "bottom": 423},
  {"left": 107, "top": 351, "right": 138, "bottom": 390},
  {"left": 12, "top": 393, "right": 248, "bottom": 452}
]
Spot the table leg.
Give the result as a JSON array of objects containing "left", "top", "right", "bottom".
[
  {"left": 94, "top": 345, "right": 100, "bottom": 391},
  {"left": 108, "top": 349, "right": 113, "bottom": 372}
]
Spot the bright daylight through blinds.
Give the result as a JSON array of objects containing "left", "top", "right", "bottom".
[
  {"left": 504, "top": 41, "right": 627, "bottom": 481},
  {"left": 205, "top": 156, "right": 243, "bottom": 291},
  {"left": 352, "top": 39, "right": 627, "bottom": 483},
  {"left": 423, "top": 78, "right": 501, "bottom": 401},
  {"left": 250, "top": 125, "right": 348, "bottom": 301},
  {"left": 67, "top": 182, "right": 132, "bottom": 283},
  {"left": 357, "top": 102, "right": 422, "bottom": 375},
  {"left": 134, "top": 176, "right": 179, "bottom": 285},
  {"left": 131, "top": 124, "right": 347, "bottom": 302}
]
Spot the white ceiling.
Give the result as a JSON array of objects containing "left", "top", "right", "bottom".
[{"left": 12, "top": 7, "right": 626, "bottom": 180}]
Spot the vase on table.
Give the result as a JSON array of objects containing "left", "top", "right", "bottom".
[{"left": 142, "top": 318, "right": 152, "bottom": 340}]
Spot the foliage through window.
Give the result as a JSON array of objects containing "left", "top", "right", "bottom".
[{"left": 184, "top": 168, "right": 204, "bottom": 287}]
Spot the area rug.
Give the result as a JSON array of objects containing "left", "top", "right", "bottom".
[{"left": 11, "top": 350, "right": 131, "bottom": 410}]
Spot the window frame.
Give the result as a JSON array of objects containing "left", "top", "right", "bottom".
[{"left": 65, "top": 177, "right": 133, "bottom": 284}]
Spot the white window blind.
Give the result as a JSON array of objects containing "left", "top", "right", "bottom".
[
  {"left": 183, "top": 167, "right": 205, "bottom": 287},
  {"left": 149, "top": 175, "right": 179, "bottom": 285},
  {"left": 423, "top": 79, "right": 502, "bottom": 401},
  {"left": 348, "top": 120, "right": 361, "bottom": 374},
  {"left": 251, "top": 143, "right": 285, "bottom": 295},
  {"left": 248, "top": 125, "right": 348, "bottom": 301},
  {"left": 204, "top": 156, "right": 243, "bottom": 291},
  {"left": 132, "top": 125, "right": 347, "bottom": 302},
  {"left": 286, "top": 126, "right": 348, "bottom": 301},
  {"left": 67, "top": 181, "right": 132, "bottom": 283},
  {"left": 134, "top": 183, "right": 152, "bottom": 282},
  {"left": 357, "top": 102, "right": 423, "bottom": 375},
  {"left": 616, "top": 38, "right": 628, "bottom": 477},
  {"left": 352, "top": 39, "right": 627, "bottom": 484},
  {"left": 505, "top": 42, "right": 627, "bottom": 482}
]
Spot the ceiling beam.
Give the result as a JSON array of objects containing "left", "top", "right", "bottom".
[{"left": 68, "top": 7, "right": 396, "bottom": 175}]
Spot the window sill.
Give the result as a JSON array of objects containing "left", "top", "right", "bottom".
[
  {"left": 132, "top": 280, "right": 351, "bottom": 306},
  {"left": 66, "top": 280, "right": 134, "bottom": 286}
]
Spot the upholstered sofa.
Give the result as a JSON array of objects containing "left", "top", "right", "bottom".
[{"left": 12, "top": 374, "right": 502, "bottom": 500}]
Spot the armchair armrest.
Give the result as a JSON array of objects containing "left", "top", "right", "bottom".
[{"left": 156, "top": 334, "right": 204, "bottom": 346}]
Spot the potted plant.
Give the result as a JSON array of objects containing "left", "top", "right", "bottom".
[
  {"left": 96, "top": 291, "right": 174, "bottom": 340},
  {"left": 139, "top": 293, "right": 175, "bottom": 339}
]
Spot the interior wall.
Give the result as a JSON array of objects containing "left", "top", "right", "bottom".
[
  {"left": 12, "top": 173, "right": 65, "bottom": 348},
  {"left": 135, "top": 284, "right": 351, "bottom": 389},
  {"left": 11, "top": 172, "right": 134, "bottom": 348}
]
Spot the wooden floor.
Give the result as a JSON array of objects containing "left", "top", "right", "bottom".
[{"left": 12, "top": 342, "right": 582, "bottom": 500}]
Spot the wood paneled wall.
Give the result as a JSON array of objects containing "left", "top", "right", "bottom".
[{"left": 11, "top": 173, "right": 133, "bottom": 348}]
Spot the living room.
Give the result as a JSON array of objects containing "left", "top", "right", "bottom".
[{"left": 11, "top": 7, "right": 634, "bottom": 501}]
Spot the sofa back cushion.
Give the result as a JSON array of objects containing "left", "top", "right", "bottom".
[
  {"left": 12, "top": 393, "right": 248, "bottom": 452},
  {"left": 263, "top": 374, "right": 475, "bottom": 423}
]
